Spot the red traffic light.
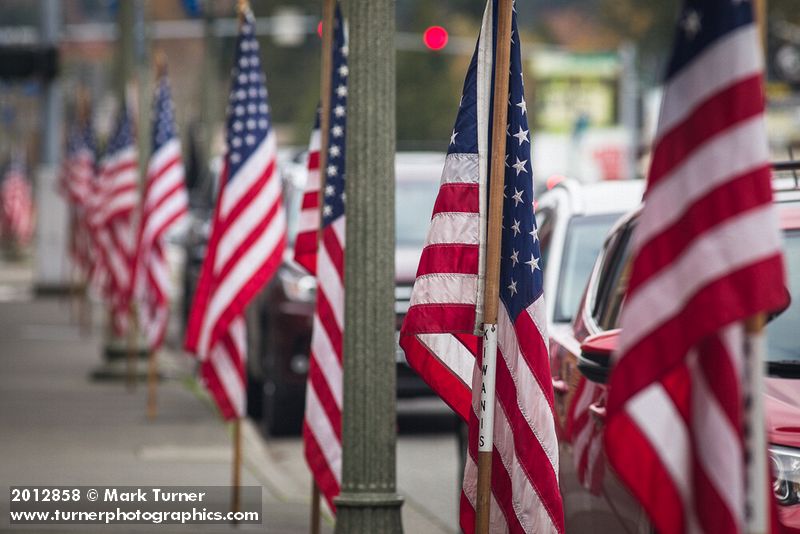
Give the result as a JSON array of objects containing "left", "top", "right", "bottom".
[
  {"left": 317, "top": 21, "right": 323, "bottom": 38},
  {"left": 423, "top": 26, "right": 448, "bottom": 51}
]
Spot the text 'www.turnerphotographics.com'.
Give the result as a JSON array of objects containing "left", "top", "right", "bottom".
[{"left": 9, "top": 486, "right": 262, "bottom": 525}]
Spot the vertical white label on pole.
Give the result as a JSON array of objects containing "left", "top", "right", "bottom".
[
  {"left": 745, "top": 328, "right": 768, "bottom": 534},
  {"left": 478, "top": 323, "right": 498, "bottom": 453}
]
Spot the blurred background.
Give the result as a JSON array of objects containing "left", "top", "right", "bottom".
[
  {"left": 0, "top": 2, "right": 798, "bottom": 531},
  {"left": 2, "top": 0, "right": 799, "bottom": 190}
]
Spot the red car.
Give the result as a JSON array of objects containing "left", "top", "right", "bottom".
[{"left": 546, "top": 172, "right": 800, "bottom": 532}]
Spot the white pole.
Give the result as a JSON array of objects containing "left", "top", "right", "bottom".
[
  {"left": 478, "top": 324, "right": 498, "bottom": 452},
  {"left": 745, "top": 316, "right": 768, "bottom": 534}
]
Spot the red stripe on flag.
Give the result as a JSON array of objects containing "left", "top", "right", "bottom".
[
  {"left": 214, "top": 159, "right": 277, "bottom": 235},
  {"left": 495, "top": 347, "right": 564, "bottom": 530},
  {"left": 401, "top": 304, "right": 476, "bottom": 336},
  {"left": 627, "top": 166, "right": 773, "bottom": 295},
  {"left": 608, "top": 255, "right": 785, "bottom": 412},
  {"left": 648, "top": 75, "right": 764, "bottom": 188},
  {"left": 302, "top": 422, "right": 340, "bottom": 512},
  {"left": 400, "top": 333, "right": 473, "bottom": 421},
  {"left": 322, "top": 226, "right": 345, "bottom": 281},
  {"left": 316, "top": 289, "right": 343, "bottom": 363},
  {"left": 515, "top": 310, "right": 557, "bottom": 409},
  {"left": 432, "top": 182, "right": 479, "bottom": 216},
  {"left": 604, "top": 412, "right": 688, "bottom": 534},
  {"left": 416, "top": 244, "right": 479, "bottom": 277}
]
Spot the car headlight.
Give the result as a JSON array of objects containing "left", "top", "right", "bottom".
[
  {"left": 279, "top": 270, "right": 317, "bottom": 303},
  {"left": 770, "top": 445, "right": 800, "bottom": 506}
]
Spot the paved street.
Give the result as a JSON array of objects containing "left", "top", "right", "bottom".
[{"left": 0, "top": 259, "right": 461, "bottom": 533}]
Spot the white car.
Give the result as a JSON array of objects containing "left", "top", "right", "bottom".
[{"left": 535, "top": 179, "right": 644, "bottom": 349}]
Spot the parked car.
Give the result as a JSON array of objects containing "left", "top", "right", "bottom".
[
  {"left": 549, "top": 169, "right": 800, "bottom": 532},
  {"left": 534, "top": 179, "right": 644, "bottom": 364},
  {"left": 184, "top": 152, "right": 447, "bottom": 434},
  {"left": 454, "top": 178, "right": 645, "bottom": 482}
]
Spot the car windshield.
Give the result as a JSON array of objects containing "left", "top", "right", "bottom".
[
  {"left": 396, "top": 179, "right": 440, "bottom": 247},
  {"left": 554, "top": 213, "right": 622, "bottom": 322},
  {"left": 284, "top": 169, "right": 440, "bottom": 248},
  {"left": 285, "top": 180, "right": 304, "bottom": 245},
  {"left": 767, "top": 229, "right": 800, "bottom": 363}
]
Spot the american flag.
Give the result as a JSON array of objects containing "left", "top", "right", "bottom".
[
  {"left": 300, "top": 4, "right": 348, "bottom": 513},
  {"left": 184, "top": 8, "right": 287, "bottom": 420},
  {"left": 91, "top": 106, "right": 138, "bottom": 335},
  {"left": 565, "top": 377, "right": 605, "bottom": 495},
  {"left": 0, "top": 154, "right": 35, "bottom": 247},
  {"left": 293, "top": 111, "right": 321, "bottom": 275},
  {"left": 132, "top": 70, "right": 188, "bottom": 351},
  {"left": 605, "top": 1, "right": 787, "bottom": 533},
  {"left": 61, "top": 120, "right": 97, "bottom": 275},
  {"left": 400, "top": 2, "right": 564, "bottom": 532},
  {"left": 61, "top": 121, "right": 96, "bottom": 210}
]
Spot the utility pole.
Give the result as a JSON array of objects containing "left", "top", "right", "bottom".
[
  {"left": 332, "top": 0, "right": 404, "bottom": 532},
  {"left": 134, "top": 0, "right": 150, "bottom": 174},
  {"left": 101, "top": 0, "right": 141, "bottom": 367},
  {"left": 115, "top": 0, "right": 135, "bottom": 104},
  {"left": 618, "top": 42, "right": 638, "bottom": 181},
  {"left": 200, "top": 0, "right": 221, "bottom": 198},
  {"left": 34, "top": 0, "right": 68, "bottom": 292}
]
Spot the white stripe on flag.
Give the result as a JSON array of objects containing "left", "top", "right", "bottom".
[
  {"left": 655, "top": 25, "right": 762, "bottom": 141},
  {"left": 416, "top": 333, "right": 475, "bottom": 386},
  {"left": 214, "top": 168, "right": 282, "bottom": 272},
  {"left": 620, "top": 205, "right": 782, "bottom": 356},
  {"left": 409, "top": 274, "right": 478, "bottom": 307},
  {"left": 626, "top": 383, "right": 701, "bottom": 534},
  {"left": 315, "top": 244, "right": 344, "bottom": 329},
  {"left": 304, "top": 384, "right": 342, "bottom": 479},
  {"left": 310, "top": 313, "right": 343, "bottom": 408},
  {"left": 425, "top": 212, "right": 480, "bottom": 246},
  {"left": 219, "top": 133, "right": 276, "bottom": 219},
  {"left": 440, "top": 153, "right": 480, "bottom": 185},
  {"left": 634, "top": 116, "right": 768, "bottom": 253},
  {"left": 198, "top": 207, "right": 287, "bottom": 356}
]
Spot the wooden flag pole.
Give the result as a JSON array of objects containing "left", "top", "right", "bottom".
[
  {"left": 745, "top": 6, "right": 768, "bottom": 534},
  {"left": 77, "top": 87, "right": 92, "bottom": 338},
  {"left": 126, "top": 302, "right": 138, "bottom": 391},
  {"left": 144, "top": 51, "right": 168, "bottom": 421},
  {"left": 745, "top": 313, "right": 769, "bottom": 534},
  {"left": 146, "top": 349, "right": 158, "bottom": 419},
  {"left": 310, "top": 0, "right": 336, "bottom": 532},
  {"left": 316, "top": 0, "right": 336, "bottom": 244},
  {"left": 229, "top": 6, "right": 247, "bottom": 524},
  {"left": 310, "top": 482, "right": 321, "bottom": 534},
  {"left": 231, "top": 418, "right": 243, "bottom": 521},
  {"left": 475, "top": 1, "right": 514, "bottom": 533}
]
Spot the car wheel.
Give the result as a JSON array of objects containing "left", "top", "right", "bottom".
[
  {"left": 246, "top": 372, "right": 263, "bottom": 420},
  {"left": 262, "top": 378, "right": 304, "bottom": 436}
]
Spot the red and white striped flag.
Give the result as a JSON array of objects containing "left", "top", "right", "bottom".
[
  {"left": 293, "top": 117, "right": 321, "bottom": 275},
  {"left": 605, "top": 2, "right": 788, "bottom": 533},
  {"left": 90, "top": 107, "right": 139, "bottom": 335},
  {"left": 565, "top": 377, "right": 605, "bottom": 495},
  {"left": 299, "top": 4, "right": 348, "bottom": 513},
  {"left": 184, "top": 8, "right": 286, "bottom": 420},
  {"left": 400, "top": 2, "right": 564, "bottom": 532},
  {"left": 61, "top": 120, "right": 97, "bottom": 276},
  {"left": 0, "top": 154, "right": 35, "bottom": 247},
  {"left": 131, "top": 69, "right": 188, "bottom": 351}
]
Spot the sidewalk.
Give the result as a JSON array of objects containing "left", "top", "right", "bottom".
[{"left": 0, "top": 261, "right": 459, "bottom": 534}]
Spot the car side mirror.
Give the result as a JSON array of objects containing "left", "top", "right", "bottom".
[{"left": 577, "top": 329, "right": 620, "bottom": 384}]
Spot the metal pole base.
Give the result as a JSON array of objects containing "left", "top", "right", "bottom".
[{"left": 333, "top": 492, "right": 404, "bottom": 534}]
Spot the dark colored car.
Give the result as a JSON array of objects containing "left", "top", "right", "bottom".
[
  {"left": 183, "top": 151, "right": 446, "bottom": 435},
  {"left": 252, "top": 152, "right": 445, "bottom": 435},
  {"left": 546, "top": 172, "right": 800, "bottom": 532}
]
